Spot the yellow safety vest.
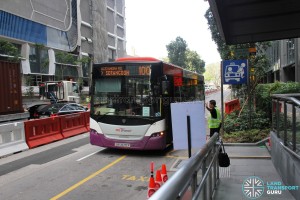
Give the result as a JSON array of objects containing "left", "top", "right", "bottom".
[{"left": 208, "top": 108, "right": 221, "bottom": 128}]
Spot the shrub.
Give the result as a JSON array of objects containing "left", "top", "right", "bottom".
[
  {"left": 222, "top": 129, "right": 270, "bottom": 143},
  {"left": 223, "top": 108, "right": 270, "bottom": 133},
  {"left": 255, "top": 81, "right": 300, "bottom": 112}
]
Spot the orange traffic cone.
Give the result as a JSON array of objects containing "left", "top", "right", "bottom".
[
  {"left": 155, "top": 170, "right": 162, "bottom": 190},
  {"left": 147, "top": 175, "right": 156, "bottom": 198},
  {"left": 161, "top": 164, "right": 168, "bottom": 183},
  {"left": 150, "top": 161, "right": 154, "bottom": 175}
]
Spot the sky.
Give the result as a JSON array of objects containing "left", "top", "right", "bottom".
[{"left": 125, "top": 0, "right": 221, "bottom": 65}]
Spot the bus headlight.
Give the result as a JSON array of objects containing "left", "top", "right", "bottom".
[{"left": 150, "top": 131, "right": 164, "bottom": 137}]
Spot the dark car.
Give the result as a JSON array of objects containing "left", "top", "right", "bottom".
[
  {"left": 27, "top": 103, "right": 50, "bottom": 119},
  {"left": 36, "top": 103, "right": 88, "bottom": 118}
]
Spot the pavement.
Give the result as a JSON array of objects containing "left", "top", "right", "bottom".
[
  {"left": 214, "top": 145, "right": 296, "bottom": 200},
  {"left": 204, "top": 89, "right": 296, "bottom": 199}
]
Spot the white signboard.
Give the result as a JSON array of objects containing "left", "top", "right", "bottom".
[{"left": 171, "top": 101, "right": 206, "bottom": 150}]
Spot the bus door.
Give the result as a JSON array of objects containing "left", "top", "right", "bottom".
[{"left": 161, "top": 77, "right": 173, "bottom": 144}]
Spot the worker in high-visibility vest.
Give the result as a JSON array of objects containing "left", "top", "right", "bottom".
[{"left": 206, "top": 100, "right": 222, "bottom": 137}]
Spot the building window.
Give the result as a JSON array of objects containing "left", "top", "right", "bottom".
[
  {"left": 81, "top": 56, "right": 90, "bottom": 78},
  {"left": 287, "top": 39, "right": 295, "bottom": 65},
  {"left": 55, "top": 51, "right": 78, "bottom": 65},
  {"left": 29, "top": 45, "right": 49, "bottom": 74},
  {"left": 108, "top": 48, "right": 116, "bottom": 61},
  {"left": 55, "top": 64, "right": 78, "bottom": 81},
  {"left": 54, "top": 51, "right": 79, "bottom": 80},
  {"left": 24, "top": 74, "right": 43, "bottom": 86},
  {"left": 0, "top": 40, "right": 21, "bottom": 60}
]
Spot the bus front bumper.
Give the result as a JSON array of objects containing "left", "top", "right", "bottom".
[{"left": 90, "top": 129, "right": 166, "bottom": 150}]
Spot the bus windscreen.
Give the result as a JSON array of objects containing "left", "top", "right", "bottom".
[{"left": 93, "top": 75, "right": 161, "bottom": 117}]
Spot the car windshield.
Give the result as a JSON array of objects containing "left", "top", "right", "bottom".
[
  {"left": 40, "top": 103, "right": 67, "bottom": 113},
  {"left": 59, "top": 104, "right": 86, "bottom": 112}
]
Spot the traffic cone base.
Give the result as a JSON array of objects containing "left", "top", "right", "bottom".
[
  {"left": 161, "top": 164, "right": 168, "bottom": 183},
  {"left": 148, "top": 188, "right": 156, "bottom": 198},
  {"left": 155, "top": 170, "right": 162, "bottom": 190},
  {"left": 147, "top": 176, "right": 156, "bottom": 198}
]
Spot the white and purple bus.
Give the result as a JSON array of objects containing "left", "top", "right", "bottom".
[{"left": 89, "top": 57, "right": 205, "bottom": 150}]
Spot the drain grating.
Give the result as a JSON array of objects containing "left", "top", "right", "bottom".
[{"left": 219, "top": 166, "right": 231, "bottom": 178}]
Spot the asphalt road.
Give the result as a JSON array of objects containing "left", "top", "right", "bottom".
[
  {"left": 0, "top": 90, "right": 229, "bottom": 200},
  {"left": 0, "top": 133, "right": 182, "bottom": 200}
]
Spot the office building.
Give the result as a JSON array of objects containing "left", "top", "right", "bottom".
[
  {"left": 264, "top": 38, "right": 300, "bottom": 83},
  {"left": 0, "top": 0, "right": 126, "bottom": 92}
]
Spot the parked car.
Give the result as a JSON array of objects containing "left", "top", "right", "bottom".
[{"left": 35, "top": 103, "right": 88, "bottom": 118}]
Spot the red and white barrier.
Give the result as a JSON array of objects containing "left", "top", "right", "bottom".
[
  {"left": 24, "top": 116, "right": 63, "bottom": 148},
  {"left": 0, "top": 122, "right": 29, "bottom": 157},
  {"left": 60, "top": 113, "right": 89, "bottom": 138},
  {"left": 24, "top": 111, "right": 90, "bottom": 148}
]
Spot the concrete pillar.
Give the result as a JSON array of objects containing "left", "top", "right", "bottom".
[
  {"left": 48, "top": 49, "right": 55, "bottom": 75},
  {"left": 21, "top": 43, "right": 30, "bottom": 74}
]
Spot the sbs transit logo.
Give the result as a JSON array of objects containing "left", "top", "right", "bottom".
[{"left": 242, "top": 176, "right": 264, "bottom": 199}]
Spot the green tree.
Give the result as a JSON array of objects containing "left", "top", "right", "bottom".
[
  {"left": 55, "top": 51, "right": 78, "bottom": 80},
  {"left": 205, "top": 7, "right": 271, "bottom": 129},
  {"left": 204, "top": 8, "right": 270, "bottom": 61},
  {"left": 185, "top": 49, "right": 205, "bottom": 74},
  {"left": 166, "top": 36, "right": 187, "bottom": 67},
  {"left": 204, "top": 7, "right": 270, "bottom": 93},
  {"left": 0, "top": 39, "right": 20, "bottom": 62},
  {"left": 204, "top": 62, "right": 221, "bottom": 86},
  {"left": 56, "top": 51, "right": 78, "bottom": 65},
  {"left": 166, "top": 36, "right": 206, "bottom": 74}
]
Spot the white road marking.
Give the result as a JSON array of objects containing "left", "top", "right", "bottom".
[{"left": 76, "top": 149, "right": 103, "bottom": 161}]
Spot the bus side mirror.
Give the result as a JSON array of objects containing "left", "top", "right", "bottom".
[{"left": 162, "top": 81, "right": 170, "bottom": 95}]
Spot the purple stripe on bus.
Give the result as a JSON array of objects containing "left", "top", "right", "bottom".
[{"left": 90, "top": 129, "right": 166, "bottom": 150}]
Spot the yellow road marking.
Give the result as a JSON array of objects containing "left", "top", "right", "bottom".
[
  {"left": 122, "top": 175, "right": 150, "bottom": 182},
  {"left": 50, "top": 155, "right": 127, "bottom": 200}
]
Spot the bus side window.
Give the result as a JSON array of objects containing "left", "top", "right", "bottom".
[
  {"left": 162, "top": 81, "right": 170, "bottom": 95},
  {"left": 153, "top": 85, "right": 160, "bottom": 96}
]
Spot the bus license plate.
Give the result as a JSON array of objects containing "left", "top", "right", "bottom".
[{"left": 115, "top": 143, "right": 130, "bottom": 148}]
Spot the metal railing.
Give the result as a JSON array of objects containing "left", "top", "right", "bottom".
[
  {"left": 149, "top": 133, "right": 221, "bottom": 200},
  {"left": 272, "top": 94, "right": 300, "bottom": 155}
]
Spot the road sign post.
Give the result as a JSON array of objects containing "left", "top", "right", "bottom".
[
  {"left": 222, "top": 60, "right": 248, "bottom": 85},
  {"left": 220, "top": 60, "right": 249, "bottom": 136}
]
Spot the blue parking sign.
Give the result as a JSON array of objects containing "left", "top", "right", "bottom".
[{"left": 222, "top": 60, "right": 248, "bottom": 85}]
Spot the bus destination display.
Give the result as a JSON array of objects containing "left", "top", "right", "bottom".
[{"left": 100, "top": 65, "right": 150, "bottom": 76}]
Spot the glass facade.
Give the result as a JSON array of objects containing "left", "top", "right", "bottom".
[
  {"left": 286, "top": 103, "right": 293, "bottom": 148},
  {"left": 55, "top": 64, "right": 78, "bottom": 81},
  {"left": 287, "top": 39, "right": 295, "bottom": 65},
  {"left": 296, "top": 106, "right": 300, "bottom": 154},
  {"left": 0, "top": 0, "right": 126, "bottom": 89},
  {"left": 29, "top": 45, "right": 49, "bottom": 74}
]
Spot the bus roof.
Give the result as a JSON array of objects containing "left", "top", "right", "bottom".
[
  {"left": 115, "top": 57, "right": 160, "bottom": 62},
  {"left": 96, "top": 57, "right": 203, "bottom": 81}
]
